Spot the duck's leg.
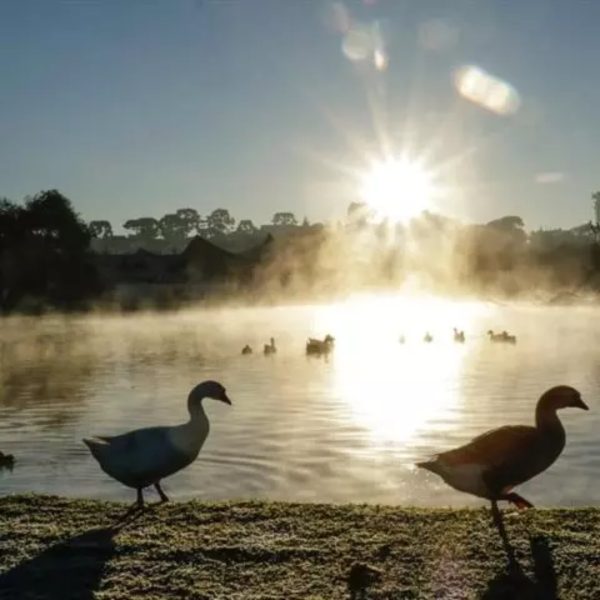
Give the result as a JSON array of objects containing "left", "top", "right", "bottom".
[
  {"left": 155, "top": 482, "right": 169, "bottom": 503},
  {"left": 502, "top": 492, "right": 534, "bottom": 510},
  {"left": 491, "top": 499, "right": 517, "bottom": 568},
  {"left": 136, "top": 487, "right": 144, "bottom": 508}
]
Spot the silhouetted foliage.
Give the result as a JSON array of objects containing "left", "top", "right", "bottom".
[
  {"left": 206, "top": 208, "right": 235, "bottom": 238},
  {"left": 346, "top": 202, "right": 373, "bottom": 229},
  {"left": 175, "top": 208, "right": 201, "bottom": 237},
  {"left": 236, "top": 219, "right": 258, "bottom": 235},
  {"left": 89, "top": 220, "right": 113, "bottom": 239},
  {"left": 123, "top": 217, "right": 160, "bottom": 241},
  {"left": 0, "top": 190, "right": 99, "bottom": 312},
  {"left": 159, "top": 213, "right": 188, "bottom": 244},
  {"left": 272, "top": 212, "right": 297, "bottom": 226}
]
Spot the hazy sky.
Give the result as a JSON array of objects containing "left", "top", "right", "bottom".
[{"left": 1, "top": 0, "right": 599, "bottom": 230}]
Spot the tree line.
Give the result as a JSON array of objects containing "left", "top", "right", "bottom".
[
  {"left": 3, "top": 187, "right": 600, "bottom": 313},
  {"left": 89, "top": 209, "right": 307, "bottom": 243}
]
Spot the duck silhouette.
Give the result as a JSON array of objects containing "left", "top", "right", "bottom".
[
  {"left": 306, "top": 334, "right": 335, "bottom": 356},
  {"left": 417, "top": 386, "right": 588, "bottom": 510},
  {"left": 83, "top": 380, "right": 231, "bottom": 507}
]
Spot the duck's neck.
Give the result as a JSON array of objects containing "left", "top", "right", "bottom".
[
  {"left": 188, "top": 401, "right": 210, "bottom": 438},
  {"left": 535, "top": 405, "right": 565, "bottom": 437}
]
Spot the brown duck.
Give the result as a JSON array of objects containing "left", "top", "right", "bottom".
[{"left": 417, "top": 386, "right": 588, "bottom": 509}]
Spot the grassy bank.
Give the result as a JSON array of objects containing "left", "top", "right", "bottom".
[{"left": 0, "top": 495, "right": 598, "bottom": 599}]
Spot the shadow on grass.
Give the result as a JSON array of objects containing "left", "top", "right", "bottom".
[
  {"left": 482, "top": 520, "right": 558, "bottom": 600},
  {"left": 0, "top": 527, "right": 116, "bottom": 600}
]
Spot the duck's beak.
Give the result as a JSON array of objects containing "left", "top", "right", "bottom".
[
  {"left": 221, "top": 392, "right": 232, "bottom": 406},
  {"left": 575, "top": 396, "right": 589, "bottom": 410}
]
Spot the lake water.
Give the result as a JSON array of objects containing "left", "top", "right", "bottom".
[{"left": 0, "top": 294, "right": 597, "bottom": 506}]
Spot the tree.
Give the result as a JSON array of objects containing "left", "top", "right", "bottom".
[
  {"left": 346, "top": 201, "right": 373, "bottom": 229},
  {"left": 302, "top": 216, "right": 310, "bottom": 227},
  {"left": 23, "top": 190, "right": 91, "bottom": 252},
  {"left": 123, "top": 217, "right": 160, "bottom": 242},
  {"left": 175, "top": 208, "right": 200, "bottom": 237},
  {"left": 89, "top": 220, "right": 113, "bottom": 239},
  {"left": 205, "top": 208, "right": 235, "bottom": 237},
  {"left": 272, "top": 212, "right": 297, "bottom": 227},
  {"left": 0, "top": 198, "right": 22, "bottom": 248},
  {"left": 593, "top": 191, "right": 600, "bottom": 225},
  {"left": 0, "top": 190, "right": 98, "bottom": 311},
  {"left": 486, "top": 216, "right": 525, "bottom": 231},
  {"left": 159, "top": 213, "right": 187, "bottom": 243},
  {"left": 236, "top": 219, "right": 258, "bottom": 235}
]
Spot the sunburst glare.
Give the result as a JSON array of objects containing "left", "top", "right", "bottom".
[{"left": 360, "top": 156, "right": 436, "bottom": 222}]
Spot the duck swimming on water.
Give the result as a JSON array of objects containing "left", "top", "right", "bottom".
[
  {"left": 453, "top": 328, "right": 465, "bottom": 343},
  {"left": 306, "top": 334, "right": 335, "bottom": 356},
  {"left": 241, "top": 345, "right": 253, "bottom": 355},
  {"left": 83, "top": 380, "right": 231, "bottom": 507},
  {"left": 488, "top": 330, "right": 517, "bottom": 344},
  {"left": 264, "top": 337, "right": 276, "bottom": 355},
  {"left": 417, "top": 386, "right": 588, "bottom": 510}
]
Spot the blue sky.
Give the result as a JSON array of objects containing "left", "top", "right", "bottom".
[{"left": 1, "top": 0, "right": 599, "bottom": 231}]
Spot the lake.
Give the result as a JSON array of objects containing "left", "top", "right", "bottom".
[{"left": 0, "top": 294, "right": 597, "bottom": 506}]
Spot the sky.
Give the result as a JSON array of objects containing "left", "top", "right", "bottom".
[{"left": 1, "top": 0, "right": 599, "bottom": 231}]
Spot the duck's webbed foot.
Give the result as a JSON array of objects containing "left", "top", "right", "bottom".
[
  {"left": 155, "top": 482, "right": 170, "bottom": 503},
  {"left": 503, "top": 492, "right": 534, "bottom": 510}
]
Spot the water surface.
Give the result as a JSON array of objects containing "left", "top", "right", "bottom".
[{"left": 0, "top": 295, "right": 597, "bottom": 506}]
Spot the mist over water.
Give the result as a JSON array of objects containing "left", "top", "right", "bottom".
[{"left": 0, "top": 294, "right": 597, "bottom": 506}]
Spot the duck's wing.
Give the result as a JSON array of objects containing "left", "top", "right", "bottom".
[
  {"left": 438, "top": 425, "right": 538, "bottom": 468},
  {"left": 85, "top": 426, "right": 187, "bottom": 486}
]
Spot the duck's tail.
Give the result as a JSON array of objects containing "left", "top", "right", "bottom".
[
  {"left": 82, "top": 437, "right": 110, "bottom": 462},
  {"left": 416, "top": 459, "right": 442, "bottom": 475}
]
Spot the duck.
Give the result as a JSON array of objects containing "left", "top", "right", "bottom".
[
  {"left": 488, "top": 330, "right": 517, "bottom": 344},
  {"left": 264, "top": 337, "right": 276, "bottom": 355},
  {"left": 83, "top": 380, "right": 231, "bottom": 507},
  {"left": 453, "top": 328, "right": 465, "bottom": 343},
  {"left": 241, "top": 345, "right": 253, "bottom": 355},
  {"left": 0, "top": 451, "right": 15, "bottom": 469},
  {"left": 424, "top": 332, "right": 433, "bottom": 343},
  {"left": 417, "top": 386, "right": 588, "bottom": 510},
  {"left": 306, "top": 334, "right": 335, "bottom": 356}
]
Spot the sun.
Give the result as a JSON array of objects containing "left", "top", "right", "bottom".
[{"left": 360, "top": 156, "right": 435, "bottom": 222}]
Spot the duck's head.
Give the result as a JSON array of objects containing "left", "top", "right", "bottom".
[
  {"left": 188, "top": 380, "right": 232, "bottom": 413},
  {"left": 539, "top": 385, "right": 588, "bottom": 412}
]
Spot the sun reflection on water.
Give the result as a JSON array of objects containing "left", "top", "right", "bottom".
[{"left": 314, "top": 294, "right": 491, "bottom": 445}]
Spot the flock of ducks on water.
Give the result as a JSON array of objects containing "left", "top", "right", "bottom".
[
  {"left": 240, "top": 334, "right": 336, "bottom": 356},
  {"left": 239, "top": 327, "right": 518, "bottom": 355}
]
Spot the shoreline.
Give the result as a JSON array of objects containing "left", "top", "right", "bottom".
[{"left": 0, "top": 495, "right": 597, "bottom": 599}]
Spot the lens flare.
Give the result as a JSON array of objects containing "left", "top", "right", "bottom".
[{"left": 455, "top": 65, "right": 520, "bottom": 116}]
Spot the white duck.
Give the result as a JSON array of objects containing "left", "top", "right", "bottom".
[{"left": 83, "top": 380, "right": 231, "bottom": 507}]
